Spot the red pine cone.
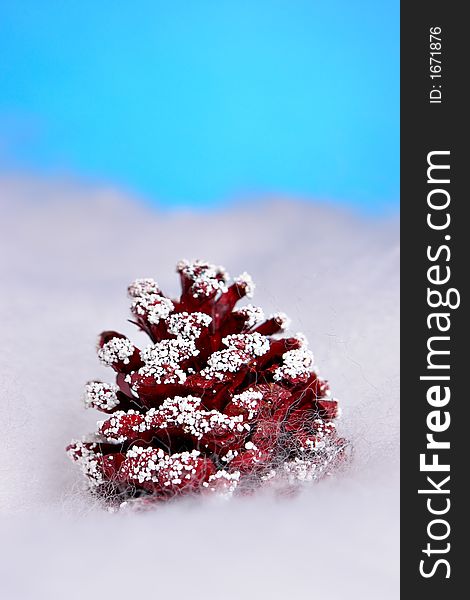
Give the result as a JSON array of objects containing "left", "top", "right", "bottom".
[{"left": 67, "top": 260, "right": 347, "bottom": 507}]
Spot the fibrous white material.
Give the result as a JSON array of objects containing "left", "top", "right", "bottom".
[{"left": 0, "top": 179, "right": 399, "bottom": 600}]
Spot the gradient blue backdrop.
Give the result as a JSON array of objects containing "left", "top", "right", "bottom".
[{"left": 0, "top": 1, "right": 399, "bottom": 211}]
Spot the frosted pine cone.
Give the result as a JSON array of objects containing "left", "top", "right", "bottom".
[{"left": 67, "top": 260, "right": 347, "bottom": 507}]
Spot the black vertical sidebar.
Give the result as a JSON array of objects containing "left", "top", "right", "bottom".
[{"left": 401, "top": 2, "right": 466, "bottom": 597}]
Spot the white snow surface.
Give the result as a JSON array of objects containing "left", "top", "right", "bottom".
[{"left": 0, "top": 177, "right": 399, "bottom": 600}]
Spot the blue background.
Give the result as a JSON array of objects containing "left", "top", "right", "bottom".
[{"left": 0, "top": 1, "right": 399, "bottom": 211}]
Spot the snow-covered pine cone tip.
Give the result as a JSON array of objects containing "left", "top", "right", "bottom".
[{"left": 67, "top": 260, "right": 348, "bottom": 507}]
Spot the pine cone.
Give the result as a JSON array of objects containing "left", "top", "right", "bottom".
[{"left": 67, "top": 260, "right": 347, "bottom": 507}]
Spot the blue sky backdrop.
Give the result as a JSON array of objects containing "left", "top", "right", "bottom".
[{"left": 0, "top": 1, "right": 399, "bottom": 211}]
